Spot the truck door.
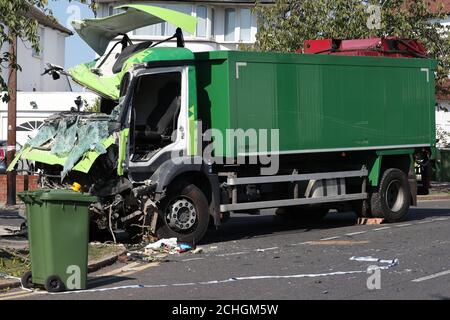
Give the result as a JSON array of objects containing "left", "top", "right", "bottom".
[{"left": 125, "top": 67, "right": 190, "bottom": 182}]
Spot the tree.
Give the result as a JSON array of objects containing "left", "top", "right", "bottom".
[
  {"left": 254, "top": 0, "right": 450, "bottom": 96},
  {"left": 0, "top": 0, "right": 97, "bottom": 102}
]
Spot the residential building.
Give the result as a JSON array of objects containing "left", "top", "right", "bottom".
[
  {"left": 1, "top": 6, "right": 73, "bottom": 92},
  {"left": 96, "top": 0, "right": 273, "bottom": 51}
]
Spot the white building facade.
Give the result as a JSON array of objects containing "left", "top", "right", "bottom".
[
  {"left": 0, "top": 7, "right": 96, "bottom": 147},
  {"left": 0, "top": 92, "right": 97, "bottom": 146},
  {"left": 0, "top": 6, "right": 73, "bottom": 92},
  {"left": 97, "top": 0, "right": 273, "bottom": 52}
]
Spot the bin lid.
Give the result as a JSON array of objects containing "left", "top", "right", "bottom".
[
  {"left": 18, "top": 189, "right": 47, "bottom": 205},
  {"left": 38, "top": 189, "right": 98, "bottom": 203}
]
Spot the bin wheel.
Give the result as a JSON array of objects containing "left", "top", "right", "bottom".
[
  {"left": 45, "top": 275, "right": 65, "bottom": 293},
  {"left": 21, "top": 271, "right": 33, "bottom": 289}
]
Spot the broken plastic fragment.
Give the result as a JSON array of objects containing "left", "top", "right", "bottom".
[{"left": 27, "top": 125, "right": 57, "bottom": 148}]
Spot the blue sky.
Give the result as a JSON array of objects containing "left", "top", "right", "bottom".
[{"left": 47, "top": 0, "right": 96, "bottom": 68}]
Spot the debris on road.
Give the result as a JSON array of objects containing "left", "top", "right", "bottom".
[
  {"left": 121, "top": 238, "right": 203, "bottom": 263},
  {"left": 145, "top": 238, "right": 178, "bottom": 251},
  {"left": 356, "top": 218, "right": 384, "bottom": 225},
  {"left": 192, "top": 248, "right": 204, "bottom": 254},
  {"left": 350, "top": 256, "right": 399, "bottom": 268}
]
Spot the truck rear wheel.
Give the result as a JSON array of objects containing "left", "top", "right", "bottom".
[
  {"left": 156, "top": 183, "right": 210, "bottom": 244},
  {"left": 352, "top": 199, "right": 371, "bottom": 218},
  {"left": 370, "top": 168, "right": 410, "bottom": 222}
]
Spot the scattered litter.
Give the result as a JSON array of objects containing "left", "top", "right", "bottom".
[
  {"left": 117, "top": 254, "right": 129, "bottom": 263},
  {"left": 121, "top": 238, "right": 200, "bottom": 263},
  {"left": 126, "top": 251, "right": 156, "bottom": 262},
  {"left": 0, "top": 272, "right": 20, "bottom": 281},
  {"left": 178, "top": 243, "right": 193, "bottom": 253},
  {"left": 192, "top": 247, "right": 204, "bottom": 254},
  {"left": 357, "top": 218, "right": 384, "bottom": 225},
  {"left": 145, "top": 238, "right": 178, "bottom": 250},
  {"left": 350, "top": 256, "right": 399, "bottom": 268}
]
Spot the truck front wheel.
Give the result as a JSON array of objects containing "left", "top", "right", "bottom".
[
  {"left": 156, "top": 183, "right": 210, "bottom": 244},
  {"left": 370, "top": 168, "right": 410, "bottom": 222}
]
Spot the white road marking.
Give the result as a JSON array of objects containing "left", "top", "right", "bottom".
[
  {"left": 417, "top": 220, "right": 432, "bottom": 224},
  {"left": 290, "top": 241, "right": 313, "bottom": 246},
  {"left": 256, "top": 247, "right": 278, "bottom": 252},
  {"left": 396, "top": 223, "right": 412, "bottom": 227},
  {"left": 412, "top": 269, "right": 450, "bottom": 282},
  {"left": 182, "top": 257, "right": 205, "bottom": 262},
  {"left": 345, "top": 231, "right": 367, "bottom": 236},
  {"left": 217, "top": 252, "right": 248, "bottom": 257},
  {"left": 320, "top": 236, "right": 341, "bottom": 241},
  {"left": 372, "top": 227, "right": 391, "bottom": 231},
  {"left": 432, "top": 217, "right": 449, "bottom": 221}
]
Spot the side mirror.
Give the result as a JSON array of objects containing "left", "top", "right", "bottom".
[{"left": 52, "top": 71, "right": 61, "bottom": 80}]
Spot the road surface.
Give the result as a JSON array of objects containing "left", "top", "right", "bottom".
[{"left": 2, "top": 200, "right": 450, "bottom": 300}]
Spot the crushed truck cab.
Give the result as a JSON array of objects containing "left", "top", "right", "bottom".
[{"left": 10, "top": 5, "right": 437, "bottom": 244}]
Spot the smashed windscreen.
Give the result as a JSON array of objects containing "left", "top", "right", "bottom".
[{"left": 23, "top": 104, "right": 124, "bottom": 179}]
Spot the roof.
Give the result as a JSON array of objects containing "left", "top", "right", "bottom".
[
  {"left": 428, "top": 0, "right": 450, "bottom": 14},
  {"left": 25, "top": 6, "right": 73, "bottom": 36}
]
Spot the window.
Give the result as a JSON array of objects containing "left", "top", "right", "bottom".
[
  {"left": 196, "top": 6, "right": 207, "bottom": 37},
  {"left": 32, "top": 28, "right": 44, "bottom": 58},
  {"left": 224, "top": 8, "right": 236, "bottom": 41},
  {"left": 131, "top": 72, "right": 183, "bottom": 161},
  {"left": 211, "top": 8, "right": 215, "bottom": 37},
  {"left": 165, "top": 4, "right": 192, "bottom": 36},
  {"left": 240, "top": 8, "right": 252, "bottom": 42},
  {"left": 133, "top": 4, "right": 192, "bottom": 37}
]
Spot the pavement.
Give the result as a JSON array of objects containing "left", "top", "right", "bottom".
[{"left": 1, "top": 198, "right": 449, "bottom": 300}]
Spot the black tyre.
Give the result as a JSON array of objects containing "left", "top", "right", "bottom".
[
  {"left": 352, "top": 199, "right": 372, "bottom": 218},
  {"left": 45, "top": 275, "right": 65, "bottom": 293},
  {"left": 370, "top": 168, "right": 410, "bottom": 222},
  {"left": 21, "top": 271, "right": 33, "bottom": 289},
  {"left": 156, "top": 183, "right": 210, "bottom": 244}
]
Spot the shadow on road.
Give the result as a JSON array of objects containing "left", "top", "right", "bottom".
[
  {"left": 204, "top": 206, "right": 450, "bottom": 244},
  {"left": 87, "top": 275, "right": 136, "bottom": 290},
  {"left": 204, "top": 211, "right": 358, "bottom": 244}
]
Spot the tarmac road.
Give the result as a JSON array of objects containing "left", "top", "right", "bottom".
[{"left": 2, "top": 200, "right": 450, "bottom": 300}]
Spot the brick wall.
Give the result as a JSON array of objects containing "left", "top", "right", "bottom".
[{"left": 0, "top": 175, "right": 39, "bottom": 204}]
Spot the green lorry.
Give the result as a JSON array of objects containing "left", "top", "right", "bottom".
[{"left": 10, "top": 5, "right": 437, "bottom": 243}]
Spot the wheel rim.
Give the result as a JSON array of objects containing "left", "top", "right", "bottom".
[
  {"left": 385, "top": 180, "right": 405, "bottom": 212},
  {"left": 50, "top": 279, "right": 59, "bottom": 289},
  {"left": 165, "top": 197, "right": 198, "bottom": 233}
]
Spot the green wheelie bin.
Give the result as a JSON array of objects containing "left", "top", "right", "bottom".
[{"left": 18, "top": 189, "right": 97, "bottom": 292}]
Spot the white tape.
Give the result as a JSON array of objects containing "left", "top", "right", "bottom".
[{"left": 39, "top": 256, "right": 399, "bottom": 295}]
